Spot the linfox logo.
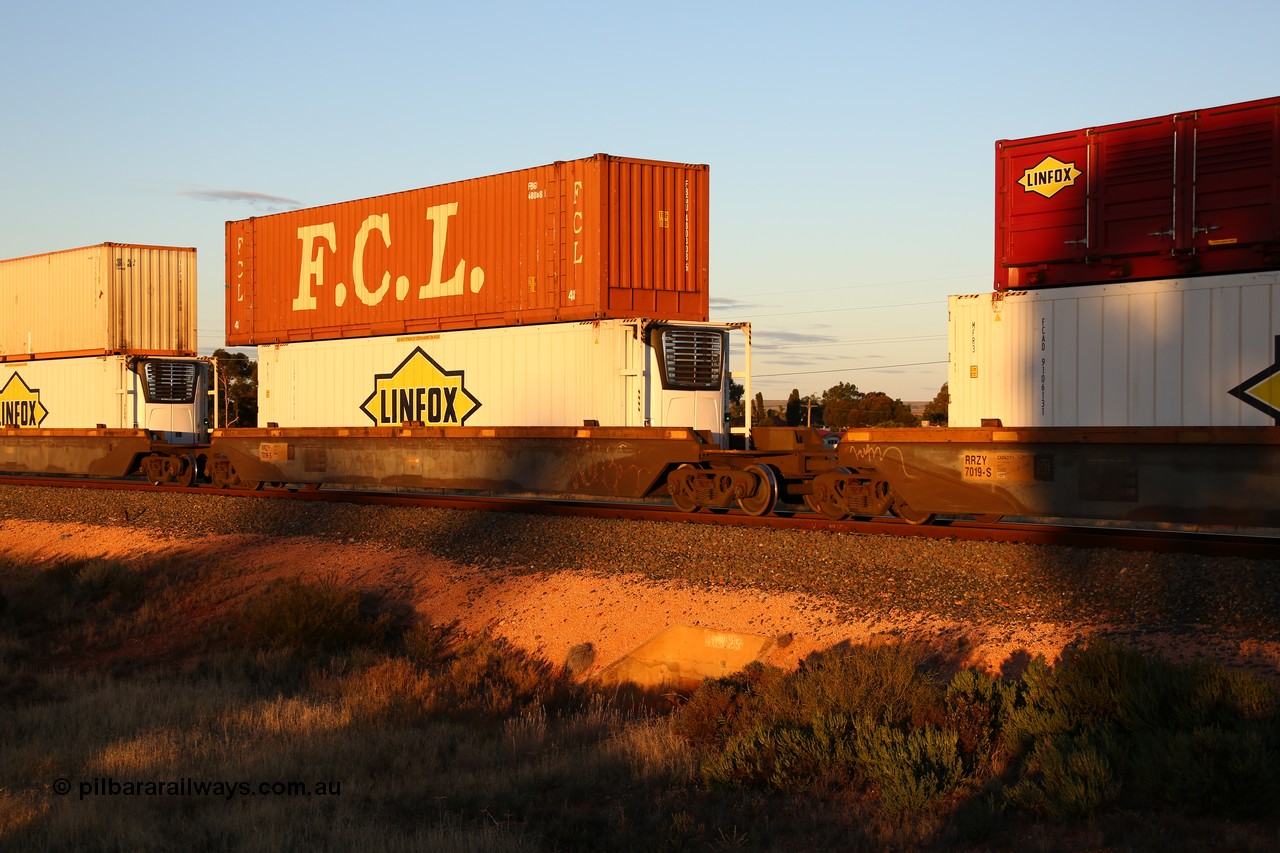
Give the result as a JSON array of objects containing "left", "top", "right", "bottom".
[
  {"left": 1018, "top": 156, "right": 1082, "bottom": 199},
  {"left": 0, "top": 373, "right": 49, "bottom": 427},
  {"left": 360, "top": 348, "right": 481, "bottom": 426}
]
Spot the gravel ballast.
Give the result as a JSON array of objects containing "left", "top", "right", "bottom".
[{"left": 1, "top": 484, "right": 1278, "bottom": 675}]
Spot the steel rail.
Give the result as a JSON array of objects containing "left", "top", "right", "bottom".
[{"left": 3, "top": 474, "right": 1279, "bottom": 559}]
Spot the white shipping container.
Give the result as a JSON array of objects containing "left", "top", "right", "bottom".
[
  {"left": 948, "top": 272, "right": 1280, "bottom": 427},
  {"left": 0, "top": 243, "right": 197, "bottom": 359},
  {"left": 258, "top": 320, "right": 732, "bottom": 442},
  {"left": 0, "top": 355, "right": 208, "bottom": 442}
]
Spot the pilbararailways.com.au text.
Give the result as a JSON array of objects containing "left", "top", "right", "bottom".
[{"left": 54, "top": 777, "right": 342, "bottom": 801}]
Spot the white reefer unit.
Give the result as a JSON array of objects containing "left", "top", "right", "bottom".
[
  {"left": 949, "top": 272, "right": 1280, "bottom": 427},
  {"left": 0, "top": 355, "right": 210, "bottom": 443},
  {"left": 257, "top": 319, "right": 732, "bottom": 442}
]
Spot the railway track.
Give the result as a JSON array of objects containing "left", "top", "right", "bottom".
[{"left": 4, "top": 474, "right": 1278, "bottom": 559}]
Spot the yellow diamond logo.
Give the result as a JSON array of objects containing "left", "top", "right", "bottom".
[
  {"left": 360, "top": 348, "right": 481, "bottom": 426},
  {"left": 0, "top": 373, "right": 49, "bottom": 427},
  {"left": 1230, "top": 351, "right": 1280, "bottom": 422},
  {"left": 1018, "top": 156, "right": 1082, "bottom": 199}
]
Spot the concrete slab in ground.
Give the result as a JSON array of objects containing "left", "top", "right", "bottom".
[{"left": 595, "top": 625, "right": 776, "bottom": 690}]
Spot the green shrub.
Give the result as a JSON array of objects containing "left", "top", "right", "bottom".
[
  {"left": 758, "top": 643, "right": 946, "bottom": 729},
  {"left": 672, "top": 664, "right": 775, "bottom": 751},
  {"left": 403, "top": 619, "right": 462, "bottom": 666},
  {"left": 74, "top": 558, "right": 145, "bottom": 603},
  {"left": 1005, "top": 729, "right": 1122, "bottom": 821},
  {"left": 234, "top": 578, "right": 390, "bottom": 655},
  {"left": 1132, "top": 724, "right": 1280, "bottom": 817},
  {"left": 700, "top": 712, "right": 968, "bottom": 812},
  {"left": 0, "top": 557, "right": 146, "bottom": 634},
  {"left": 441, "top": 630, "right": 572, "bottom": 717},
  {"left": 1003, "top": 641, "right": 1178, "bottom": 756},
  {"left": 680, "top": 644, "right": 971, "bottom": 812},
  {"left": 1186, "top": 662, "right": 1280, "bottom": 723},
  {"left": 1001, "top": 639, "right": 1280, "bottom": 822},
  {"left": 945, "top": 668, "right": 1016, "bottom": 778},
  {"left": 853, "top": 717, "right": 966, "bottom": 814},
  {"left": 701, "top": 712, "right": 859, "bottom": 790}
]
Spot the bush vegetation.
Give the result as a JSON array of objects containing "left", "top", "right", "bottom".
[{"left": 0, "top": 554, "right": 1277, "bottom": 851}]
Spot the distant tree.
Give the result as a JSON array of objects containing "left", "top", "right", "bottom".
[
  {"left": 849, "top": 392, "right": 919, "bottom": 428},
  {"left": 785, "top": 389, "right": 802, "bottom": 427},
  {"left": 212, "top": 349, "right": 257, "bottom": 428},
  {"left": 923, "top": 382, "right": 949, "bottom": 426},
  {"left": 820, "top": 382, "right": 863, "bottom": 430},
  {"left": 753, "top": 391, "right": 765, "bottom": 426},
  {"left": 728, "top": 378, "right": 745, "bottom": 408},
  {"left": 725, "top": 378, "right": 746, "bottom": 425}
]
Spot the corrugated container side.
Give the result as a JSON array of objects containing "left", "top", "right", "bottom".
[
  {"left": 226, "top": 154, "right": 709, "bottom": 345},
  {"left": 0, "top": 356, "right": 131, "bottom": 428},
  {"left": 949, "top": 271, "right": 1280, "bottom": 427},
  {"left": 995, "top": 96, "right": 1280, "bottom": 290},
  {"left": 0, "top": 244, "right": 197, "bottom": 360}
]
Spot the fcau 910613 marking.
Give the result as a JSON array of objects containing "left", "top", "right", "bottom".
[
  {"left": 0, "top": 373, "right": 48, "bottom": 428},
  {"left": 359, "top": 347, "right": 481, "bottom": 427}
]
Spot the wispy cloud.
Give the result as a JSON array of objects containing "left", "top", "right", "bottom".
[
  {"left": 179, "top": 188, "right": 300, "bottom": 211},
  {"left": 709, "top": 296, "right": 765, "bottom": 313},
  {"left": 753, "top": 328, "right": 840, "bottom": 348}
]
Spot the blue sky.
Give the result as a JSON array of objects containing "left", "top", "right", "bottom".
[{"left": 2, "top": 1, "right": 1277, "bottom": 402}]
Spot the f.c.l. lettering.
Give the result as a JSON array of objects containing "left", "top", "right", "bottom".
[{"left": 292, "top": 204, "right": 485, "bottom": 312}]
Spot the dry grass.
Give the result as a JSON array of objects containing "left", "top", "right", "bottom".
[{"left": 1, "top": 553, "right": 1279, "bottom": 851}]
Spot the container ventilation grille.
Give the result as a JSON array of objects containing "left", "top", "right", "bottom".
[
  {"left": 144, "top": 361, "right": 198, "bottom": 403},
  {"left": 660, "top": 329, "right": 723, "bottom": 390}
]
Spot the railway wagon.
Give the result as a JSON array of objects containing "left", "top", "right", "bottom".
[
  {"left": 831, "top": 426, "right": 1280, "bottom": 529},
  {"left": 211, "top": 155, "right": 765, "bottom": 504},
  {"left": 226, "top": 154, "right": 710, "bottom": 346},
  {"left": 0, "top": 354, "right": 212, "bottom": 485},
  {"left": 210, "top": 317, "right": 765, "bottom": 501},
  {"left": 205, "top": 423, "right": 832, "bottom": 517},
  {"left": 0, "top": 242, "right": 211, "bottom": 486}
]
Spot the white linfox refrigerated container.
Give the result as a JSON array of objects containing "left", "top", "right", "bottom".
[
  {"left": 0, "top": 243, "right": 197, "bottom": 359},
  {"left": 257, "top": 319, "right": 733, "bottom": 442},
  {"left": 0, "top": 355, "right": 209, "bottom": 443},
  {"left": 948, "top": 271, "right": 1280, "bottom": 427}
]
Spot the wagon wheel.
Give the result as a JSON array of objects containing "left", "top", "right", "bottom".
[
  {"left": 142, "top": 454, "right": 171, "bottom": 486},
  {"left": 174, "top": 456, "right": 197, "bottom": 488},
  {"left": 668, "top": 464, "right": 702, "bottom": 513},
  {"left": 891, "top": 498, "right": 936, "bottom": 526},
  {"left": 210, "top": 458, "right": 240, "bottom": 489},
  {"left": 804, "top": 467, "right": 852, "bottom": 521},
  {"left": 737, "top": 463, "right": 779, "bottom": 517},
  {"left": 969, "top": 514, "right": 1003, "bottom": 524}
]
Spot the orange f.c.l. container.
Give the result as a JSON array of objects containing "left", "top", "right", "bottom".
[{"left": 226, "top": 154, "right": 710, "bottom": 345}]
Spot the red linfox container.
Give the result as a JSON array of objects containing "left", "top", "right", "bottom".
[
  {"left": 995, "top": 96, "right": 1280, "bottom": 290},
  {"left": 226, "top": 154, "right": 709, "bottom": 345}
]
